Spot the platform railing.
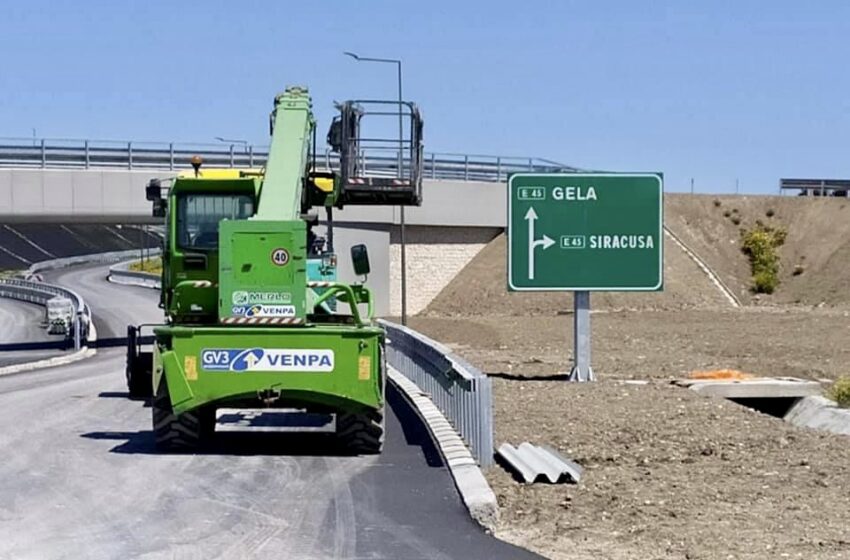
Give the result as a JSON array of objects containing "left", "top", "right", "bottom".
[{"left": 0, "top": 137, "right": 579, "bottom": 183}]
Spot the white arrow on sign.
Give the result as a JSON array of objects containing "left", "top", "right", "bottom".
[{"left": 525, "top": 206, "right": 555, "bottom": 280}]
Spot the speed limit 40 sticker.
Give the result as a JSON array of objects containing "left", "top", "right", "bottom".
[{"left": 271, "top": 248, "right": 290, "bottom": 266}]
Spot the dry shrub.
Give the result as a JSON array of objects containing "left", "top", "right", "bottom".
[
  {"left": 827, "top": 377, "right": 850, "bottom": 408},
  {"left": 741, "top": 224, "right": 787, "bottom": 294}
]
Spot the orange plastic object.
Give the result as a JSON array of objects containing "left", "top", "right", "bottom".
[{"left": 689, "top": 369, "right": 755, "bottom": 380}]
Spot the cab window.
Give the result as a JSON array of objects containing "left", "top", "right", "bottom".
[{"left": 176, "top": 194, "right": 253, "bottom": 251}]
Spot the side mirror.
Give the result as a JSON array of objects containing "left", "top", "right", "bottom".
[
  {"left": 145, "top": 179, "right": 162, "bottom": 202},
  {"left": 351, "top": 244, "right": 370, "bottom": 277}
]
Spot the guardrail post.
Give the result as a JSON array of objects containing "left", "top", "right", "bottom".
[
  {"left": 40, "top": 139, "right": 46, "bottom": 168},
  {"left": 481, "top": 377, "right": 494, "bottom": 466},
  {"left": 84, "top": 140, "right": 90, "bottom": 169},
  {"left": 249, "top": 145, "right": 254, "bottom": 168},
  {"left": 128, "top": 142, "right": 133, "bottom": 169},
  {"left": 528, "top": 157, "right": 533, "bottom": 171},
  {"left": 464, "top": 154, "right": 469, "bottom": 181},
  {"left": 169, "top": 143, "right": 174, "bottom": 170},
  {"left": 229, "top": 144, "right": 235, "bottom": 168},
  {"left": 73, "top": 312, "right": 82, "bottom": 350},
  {"left": 431, "top": 152, "right": 436, "bottom": 179},
  {"left": 496, "top": 157, "right": 502, "bottom": 181}
]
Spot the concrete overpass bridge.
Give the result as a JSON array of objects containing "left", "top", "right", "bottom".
[
  {"left": 0, "top": 137, "right": 581, "bottom": 316},
  {"left": 0, "top": 136, "right": 576, "bottom": 225}
]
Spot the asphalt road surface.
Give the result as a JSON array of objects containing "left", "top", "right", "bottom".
[
  {"left": 0, "top": 297, "right": 64, "bottom": 368},
  {"left": 0, "top": 297, "right": 51, "bottom": 343},
  {"left": 0, "top": 263, "right": 540, "bottom": 559}
]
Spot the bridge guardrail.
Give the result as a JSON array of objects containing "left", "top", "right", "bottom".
[
  {"left": 379, "top": 319, "right": 493, "bottom": 467},
  {"left": 0, "top": 137, "right": 578, "bottom": 183}
]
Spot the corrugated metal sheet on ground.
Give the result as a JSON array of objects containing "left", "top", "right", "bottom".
[{"left": 497, "top": 442, "right": 582, "bottom": 484}]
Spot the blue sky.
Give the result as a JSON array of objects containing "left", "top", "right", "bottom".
[{"left": 1, "top": 0, "right": 848, "bottom": 194}]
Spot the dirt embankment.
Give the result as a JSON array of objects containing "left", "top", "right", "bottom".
[
  {"left": 426, "top": 194, "right": 850, "bottom": 316},
  {"left": 424, "top": 233, "right": 729, "bottom": 316},
  {"left": 666, "top": 194, "right": 850, "bottom": 307}
]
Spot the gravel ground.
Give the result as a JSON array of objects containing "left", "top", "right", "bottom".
[
  {"left": 413, "top": 309, "right": 850, "bottom": 382},
  {"left": 410, "top": 311, "right": 850, "bottom": 559}
]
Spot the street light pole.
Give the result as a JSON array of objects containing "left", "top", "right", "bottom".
[
  {"left": 395, "top": 61, "right": 407, "bottom": 327},
  {"left": 214, "top": 137, "right": 249, "bottom": 153},
  {"left": 344, "top": 51, "right": 409, "bottom": 325}
]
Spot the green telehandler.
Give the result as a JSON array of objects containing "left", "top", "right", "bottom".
[{"left": 126, "top": 86, "right": 423, "bottom": 452}]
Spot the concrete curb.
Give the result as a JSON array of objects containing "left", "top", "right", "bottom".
[
  {"left": 107, "top": 274, "right": 160, "bottom": 290},
  {"left": 107, "top": 260, "right": 161, "bottom": 290},
  {"left": 0, "top": 346, "right": 96, "bottom": 377},
  {"left": 387, "top": 367, "right": 499, "bottom": 530},
  {"left": 24, "top": 248, "right": 162, "bottom": 278},
  {"left": 785, "top": 395, "right": 850, "bottom": 436},
  {"left": 0, "top": 314, "right": 98, "bottom": 377}
]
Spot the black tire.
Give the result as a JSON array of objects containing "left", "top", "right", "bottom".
[
  {"left": 336, "top": 408, "right": 385, "bottom": 454},
  {"left": 127, "top": 367, "right": 152, "bottom": 399},
  {"left": 152, "top": 377, "right": 213, "bottom": 451},
  {"left": 126, "top": 353, "right": 153, "bottom": 399}
]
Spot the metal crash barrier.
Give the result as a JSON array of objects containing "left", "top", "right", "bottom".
[
  {"left": 379, "top": 319, "right": 493, "bottom": 467},
  {"left": 0, "top": 249, "right": 161, "bottom": 351},
  {"left": 0, "top": 137, "right": 578, "bottom": 183},
  {"left": 0, "top": 278, "right": 90, "bottom": 350}
]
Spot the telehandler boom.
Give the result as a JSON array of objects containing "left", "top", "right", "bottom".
[{"left": 127, "top": 86, "right": 423, "bottom": 452}]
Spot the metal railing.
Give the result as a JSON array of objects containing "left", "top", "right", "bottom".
[
  {"left": 379, "top": 319, "right": 493, "bottom": 466},
  {"left": 779, "top": 178, "right": 850, "bottom": 197},
  {"left": 0, "top": 249, "right": 166, "bottom": 350},
  {"left": 0, "top": 278, "right": 90, "bottom": 349},
  {"left": 0, "top": 137, "right": 579, "bottom": 183}
]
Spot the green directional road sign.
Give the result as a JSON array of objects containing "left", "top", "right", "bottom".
[{"left": 508, "top": 173, "right": 663, "bottom": 291}]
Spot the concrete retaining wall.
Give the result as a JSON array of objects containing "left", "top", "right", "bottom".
[{"left": 387, "top": 226, "right": 501, "bottom": 316}]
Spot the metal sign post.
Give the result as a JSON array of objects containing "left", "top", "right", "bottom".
[
  {"left": 569, "top": 291, "right": 593, "bottom": 381},
  {"left": 507, "top": 173, "right": 664, "bottom": 382}
]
